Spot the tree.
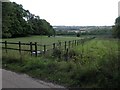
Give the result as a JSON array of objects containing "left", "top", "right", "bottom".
[
  {"left": 77, "top": 33, "right": 80, "bottom": 37},
  {"left": 2, "top": 2, "right": 13, "bottom": 38},
  {"left": 113, "top": 16, "right": 120, "bottom": 38},
  {"left": 2, "top": 2, "right": 55, "bottom": 38}
]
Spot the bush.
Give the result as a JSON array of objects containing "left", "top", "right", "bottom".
[
  {"left": 76, "top": 33, "right": 80, "bottom": 37},
  {"left": 52, "top": 48, "right": 62, "bottom": 58},
  {"left": 68, "top": 49, "right": 78, "bottom": 58}
]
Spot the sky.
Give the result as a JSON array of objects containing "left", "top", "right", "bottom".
[{"left": 9, "top": 0, "right": 120, "bottom": 26}]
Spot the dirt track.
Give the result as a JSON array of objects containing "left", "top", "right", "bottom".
[{"left": 2, "top": 69, "right": 67, "bottom": 89}]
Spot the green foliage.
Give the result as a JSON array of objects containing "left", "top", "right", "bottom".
[
  {"left": 87, "top": 29, "right": 112, "bottom": 35},
  {"left": 55, "top": 27, "right": 112, "bottom": 37},
  {"left": 76, "top": 33, "right": 80, "bottom": 37},
  {"left": 2, "top": 2, "right": 55, "bottom": 38},
  {"left": 68, "top": 49, "right": 78, "bottom": 58},
  {"left": 2, "top": 38, "right": 120, "bottom": 88},
  {"left": 52, "top": 48, "right": 62, "bottom": 58},
  {"left": 112, "top": 16, "right": 120, "bottom": 38}
]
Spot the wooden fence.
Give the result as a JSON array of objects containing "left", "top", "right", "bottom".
[{"left": 1, "top": 37, "right": 95, "bottom": 57}]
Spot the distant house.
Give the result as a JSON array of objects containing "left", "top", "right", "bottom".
[
  {"left": 67, "top": 30, "right": 80, "bottom": 33},
  {"left": 80, "top": 30, "right": 86, "bottom": 33},
  {"left": 53, "top": 26, "right": 58, "bottom": 29}
]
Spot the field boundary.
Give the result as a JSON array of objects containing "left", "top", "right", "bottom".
[{"left": 1, "top": 37, "right": 95, "bottom": 57}]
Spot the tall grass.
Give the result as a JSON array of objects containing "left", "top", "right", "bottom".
[{"left": 2, "top": 38, "right": 120, "bottom": 88}]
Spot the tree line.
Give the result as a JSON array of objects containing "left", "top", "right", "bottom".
[
  {"left": 112, "top": 16, "right": 120, "bottom": 38},
  {"left": 2, "top": 2, "right": 55, "bottom": 38},
  {"left": 56, "top": 28, "right": 112, "bottom": 36}
]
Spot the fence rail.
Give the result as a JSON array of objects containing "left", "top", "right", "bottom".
[{"left": 1, "top": 37, "right": 95, "bottom": 56}]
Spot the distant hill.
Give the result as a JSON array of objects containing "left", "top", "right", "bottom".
[
  {"left": 53, "top": 26, "right": 112, "bottom": 31},
  {"left": 54, "top": 26, "right": 113, "bottom": 36}
]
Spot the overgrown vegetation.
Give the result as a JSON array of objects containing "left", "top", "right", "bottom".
[
  {"left": 2, "top": 38, "right": 120, "bottom": 88},
  {"left": 2, "top": 1, "right": 120, "bottom": 88}
]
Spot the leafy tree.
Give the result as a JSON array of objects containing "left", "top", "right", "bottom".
[
  {"left": 2, "top": 2, "right": 13, "bottom": 38},
  {"left": 2, "top": 2, "right": 55, "bottom": 38},
  {"left": 113, "top": 16, "right": 120, "bottom": 38}
]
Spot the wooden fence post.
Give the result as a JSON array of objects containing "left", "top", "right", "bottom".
[
  {"left": 59, "top": 42, "right": 61, "bottom": 49},
  {"left": 19, "top": 41, "right": 21, "bottom": 55},
  {"left": 75, "top": 40, "right": 76, "bottom": 46},
  {"left": 5, "top": 41, "right": 7, "bottom": 53},
  {"left": 81, "top": 39, "right": 84, "bottom": 59},
  {"left": 74, "top": 40, "right": 75, "bottom": 46},
  {"left": 35, "top": 42, "right": 37, "bottom": 57},
  {"left": 30, "top": 42, "right": 33, "bottom": 56},
  {"left": 53, "top": 43, "right": 55, "bottom": 50},
  {"left": 64, "top": 41, "right": 66, "bottom": 50},
  {"left": 79, "top": 40, "right": 80, "bottom": 45},
  {"left": 65, "top": 48, "right": 69, "bottom": 61},
  {"left": 44, "top": 45, "right": 46, "bottom": 54},
  {"left": 73, "top": 40, "right": 74, "bottom": 47}
]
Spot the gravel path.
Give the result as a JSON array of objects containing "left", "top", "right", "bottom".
[{"left": 2, "top": 69, "right": 67, "bottom": 89}]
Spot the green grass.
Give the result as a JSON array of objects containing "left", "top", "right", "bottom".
[
  {"left": 2, "top": 35, "right": 81, "bottom": 44},
  {"left": 2, "top": 37, "right": 120, "bottom": 88},
  {"left": 2, "top": 35, "right": 81, "bottom": 53}
]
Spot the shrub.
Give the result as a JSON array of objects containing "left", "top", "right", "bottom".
[
  {"left": 52, "top": 48, "right": 62, "bottom": 59},
  {"left": 76, "top": 33, "right": 80, "bottom": 37}
]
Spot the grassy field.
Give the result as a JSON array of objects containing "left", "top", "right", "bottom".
[
  {"left": 2, "top": 35, "right": 82, "bottom": 53},
  {"left": 2, "top": 35, "right": 81, "bottom": 44},
  {"left": 2, "top": 36, "right": 120, "bottom": 88}
]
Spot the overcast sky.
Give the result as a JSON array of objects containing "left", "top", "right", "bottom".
[{"left": 10, "top": 0, "right": 119, "bottom": 26}]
